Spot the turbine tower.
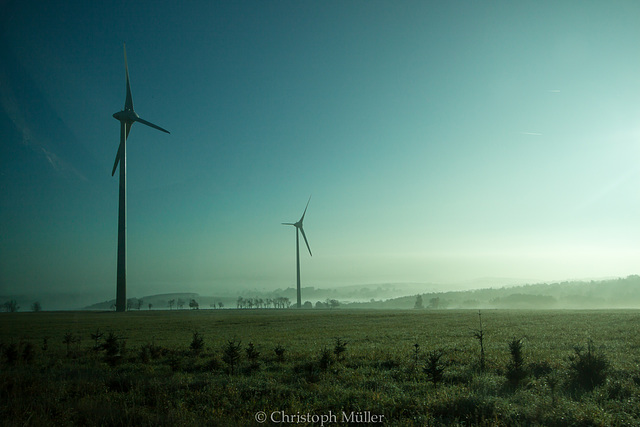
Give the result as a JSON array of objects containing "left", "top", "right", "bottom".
[
  {"left": 112, "top": 44, "right": 169, "bottom": 312},
  {"left": 282, "top": 196, "right": 312, "bottom": 308}
]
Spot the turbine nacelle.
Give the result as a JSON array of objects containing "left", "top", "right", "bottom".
[
  {"left": 112, "top": 109, "right": 139, "bottom": 123},
  {"left": 282, "top": 196, "right": 312, "bottom": 257}
]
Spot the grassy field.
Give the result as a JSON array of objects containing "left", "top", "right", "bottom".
[{"left": 1, "top": 309, "right": 640, "bottom": 425}]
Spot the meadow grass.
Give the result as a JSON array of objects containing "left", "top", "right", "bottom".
[{"left": 1, "top": 309, "right": 640, "bottom": 425}]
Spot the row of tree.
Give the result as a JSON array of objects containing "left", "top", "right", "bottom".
[
  {"left": 1, "top": 300, "right": 42, "bottom": 312},
  {"left": 236, "top": 296, "right": 292, "bottom": 309}
]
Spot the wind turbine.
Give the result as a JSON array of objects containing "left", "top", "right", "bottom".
[
  {"left": 282, "top": 196, "right": 313, "bottom": 308},
  {"left": 112, "top": 44, "right": 169, "bottom": 312}
]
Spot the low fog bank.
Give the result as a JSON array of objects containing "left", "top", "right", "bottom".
[
  {"left": 3, "top": 276, "right": 639, "bottom": 312},
  {"left": 348, "top": 275, "right": 640, "bottom": 310}
]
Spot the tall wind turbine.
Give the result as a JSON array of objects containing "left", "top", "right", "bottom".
[
  {"left": 282, "top": 196, "right": 312, "bottom": 308},
  {"left": 112, "top": 44, "right": 169, "bottom": 312}
]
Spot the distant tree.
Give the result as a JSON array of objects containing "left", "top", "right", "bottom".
[
  {"left": 414, "top": 295, "right": 424, "bottom": 310},
  {"left": 429, "top": 297, "right": 440, "bottom": 310},
  {"left": 168, "top": 299, "right": 175, "bottom": 310},
  {"left": 237, "top": 297, "right": 244, "bottom": 309},
  {"left": 189, "top": 299, "right": 199, "bottom": 310},
  {"left": 302, "top": 301, "right": 313, "bottom": 309},
  {"left": 177, "top": 298, "right": 185, "bottom": 309},
  {"left": 3, "top": 300, "right": 19, "bottom": 312},
  {"left": 283, "top": 297, "right": 291, "bottom": 309},
  {"left": 218, "top": 302, "right": 224, "bottom": 309},
  {"left": 315, "top": 301, "right": 327, "bottom": 309},
  {"left": 328, "top": 299, "right": 340, "bottom": 309},
  {"left": 31, "top": 301, "right": 42, "bottom": 312},
  {"left": 148, "top": 303, "right": 153, "bottom": 310},
  {"left": 136, "top": 299, "right": 144, "bottom": 310},
  {"left": 126, "top": 298, "right": 135, "bottom": 310}
]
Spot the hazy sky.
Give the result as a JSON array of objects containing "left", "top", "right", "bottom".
[{"left": 1, "top": 1, "right": 639, "bottom": 301}]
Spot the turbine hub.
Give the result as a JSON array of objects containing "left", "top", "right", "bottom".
[{"left": 113, "top": 110, "right": 139, "bottom": 123}]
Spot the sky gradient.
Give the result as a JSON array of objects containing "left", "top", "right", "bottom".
[{"left": 1, "top": 1, "right": 639, "bottom": 305}]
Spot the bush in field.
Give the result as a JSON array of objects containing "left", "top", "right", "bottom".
[
  {"left": 568, "top": 339, "right": 608, "bottom": 391},
  {"left": 472, "top": 311, "right": 486, "bottom": 371},
  {"left": 423, "top": 349, "right": 445, "bottom": 388},
  {"left": 222, "top": 340, "right": 242, "bottom": 374},
  {"left": 245, "top": 342, "right": 260, "bottom": 361},
  {"left": 4, "top": 342, "right": 18, "bottom": 365},
  {"left": 190, "top": 331, "right": 204, "bottom": 355},
  {"left": 333, "top": 338, "right": 347, "bottom": 361},
  {"left": 90, "top": 328, "right": 104, "bottom": 351},
  {"left": 274, "top": 344, "right": 286, "bottom": 361},
  {"left": 102, "top": 331, "right": 125, "bottom": 366},
  {"left": 21, "top": 342, "right": 34, "bottom": 364},
  {"left": 319, "top": 347, "right": 333, "bottom": 370},
  {"left": 505, "top": 338, "right": 526, "bottom": 388}
]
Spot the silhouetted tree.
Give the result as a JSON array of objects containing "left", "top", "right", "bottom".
[
  {"left": 177, "top": 298, "right": 185, "bottom": 309},
  {"left": 302, "top": 301, "right": 313, "bottom": 309},
  {"left": 189, "top": 299, "right": 199, "bottom": 310},
  {"left": 31, "top": 301, "right": 42, "bottom": 312},
  {"left": 328, "top": 299, "right": 340, "bottom": 309},
  {"left": 168, "top": 299, "right": 175, "bottom": 310},
  {"left": 429, "top": 297, "right": 440, "bottom": 309},
  {"left": 148, "top": 303, "right": 153, "bottom": 310},
  {"left": 3, "top": 300, "right": 19, "bottom": 312},
  {"left": 414, "top": 295, "right": 424, "bottom": 309},
  {"left": 218, "top": 302, "right": 224, "bottom": 309}
]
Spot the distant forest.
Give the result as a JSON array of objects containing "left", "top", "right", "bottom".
[{"left": 346, "top": 275, "right": 640, "bottom": 310}]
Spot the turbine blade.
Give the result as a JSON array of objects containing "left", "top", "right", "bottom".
[
  {"left": 111, "top": 122, "right": 126, "bottom": 176},
  {"left": 135, "top": 117, "right": 170, "bottom": 134},
  {"left": 282, "top": 222, "right": 295, "bottom": 226},
  {"left": 124, "top": 44, "right": 134, "bottom": 111},
  {"left": 300, "top": 227, "right": 312, "bottom": 256},
  {"left": 299, "top": 195, "right": 311, "bottom": 222}
]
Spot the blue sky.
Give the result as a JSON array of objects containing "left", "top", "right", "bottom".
[{"left": 1, "top": 1, "right": 639, "bottom": 304}]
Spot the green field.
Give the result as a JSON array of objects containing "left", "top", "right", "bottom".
[{"left": 2, "top": 309, "right": 640, "bottom": 425}]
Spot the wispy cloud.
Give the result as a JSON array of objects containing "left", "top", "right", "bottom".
[
  {"left": 548, "top": 89, "right": 561, "bottom": 93},
  {"left": 520, "top": 132, "right": 542, "bottom": 136}
]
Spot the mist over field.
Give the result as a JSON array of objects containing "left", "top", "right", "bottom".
[{"left": 4, "top": 275, "right": 639, "bottom": 312}]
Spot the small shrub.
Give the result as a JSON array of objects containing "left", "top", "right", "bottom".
[
  {"left": 190, "top": 331, "right": 204, "bottom": 355},
  {"left": 102, "top": 331, "right": 124, "bottom": 366},
  {"left": 139, "top": 345, "right": 150, "bottom": 364},
  {"left": 333, "top": 338, "right": 347, "bottom": 361},
  {"left": 568, "top": 339, "right": 608, "bottom": 391},
  {"left": 274, "top": 344, "right": 286, "bottom": 361},
  {"left": 319, "top": 347, "right": 333, "bottom": 370},
  {"left": 472, "top": 311, "right": 486, "bottom": 371},
  {"left": 505, "top": 338, "right": 526, "bottom": 388},
  {"left": 423, "top": 349, "right": 445, "bottom": 388},
  {"left": 4, "top": 342, "right": 18, "bottom": 365},
  {"left": 63, "top": 332, "right": 76, "bottom": 357},
  {"left": 21, "top": 342, "right": 35, "bottom": 364},
  {"left": 245, "top": 342, "right": 260, "bottom": 361},
  {"left": 412, "top": 343, "right": 420, "bottom": 368},
  {"left": 90, "top": 329, "right": 104, "bottom": 351},
  {"left": 222, "top": 340, "right": 242, "bottom": 374}
]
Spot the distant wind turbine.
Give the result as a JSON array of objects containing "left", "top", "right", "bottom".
[
  {"left": 282, "top": 196, "right": 313, "bottom": 309},
  {"left": 112, "top": 44, "right": 170, "bottom": 312}
]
